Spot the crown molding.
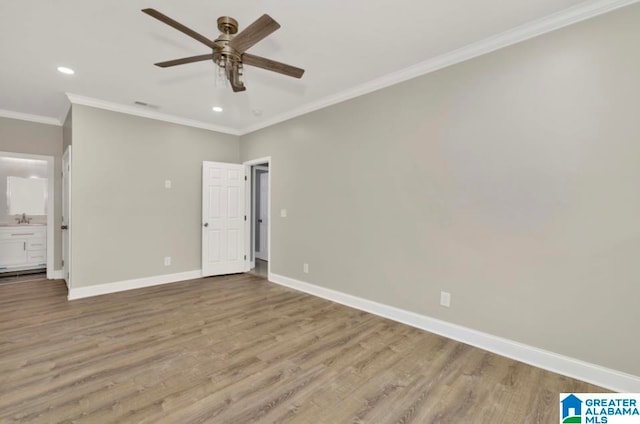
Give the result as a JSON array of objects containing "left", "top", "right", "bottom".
[
  {"left": 0, "top": 109, "right": 62, "bottom": 126},
  {"left": 66, "top": 93, "right": 241, "bottom": 136},
  {"left": 8, "top": 0, "right": 633, "bottom": 136},
  {"left": 239, "top": 0, "right": 640, "bottom": 135}
]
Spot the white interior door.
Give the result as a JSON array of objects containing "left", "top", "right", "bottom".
[
  {"left": 202, "top": 161, "right": 246, "bottom": 276},
  {"left": 62, "top": 146, "right": 71, "bottom": 287},
  {"left": 256, "top": 171, "right": 269, "bottom": 260}
]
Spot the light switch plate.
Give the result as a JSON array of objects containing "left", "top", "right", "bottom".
[
  {"left": 280, "top": 209, "right": 287, "bottom": 218},
  {"left": 164, "top": 256, "right": 171, "bottom": 266},
  {"left": 440, "top": 291, "right": 451, "bottom": 308},
  {"left": 165, "top": 180, "right": 172, "bottom": 189}
]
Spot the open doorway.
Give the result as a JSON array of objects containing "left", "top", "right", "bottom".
[
  {"left": 244, "top": 157, "right": 271, "bottom": 279},
  {"left": 0, "top": 151, "right": 55, "bottom": 282},
  {"left": 253, "top": 165, "right": 269, "bottom": 260},
  {"left": 62, "top": 146, "right": 71, "bottom": 288}
]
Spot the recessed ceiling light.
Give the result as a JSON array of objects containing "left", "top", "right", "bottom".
[
  {"left": 57, "top": 66, "right": 75, "bottom": 75},
  {"left": 212, "top": 106, "right": 223, "bottom": 113},
  {"left": 252, "top": 109, "right": 263, "bottom": 116}
]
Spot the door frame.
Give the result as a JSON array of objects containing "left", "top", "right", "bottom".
[
  {"left": 252, "top": 165, "right": 269, "bottom": 262},
  {"left": 243, "top": 157, "right": 271, "bottom": 276},
  {"left": 62, "top": 146, "right": 72, "bottom": 288},
  {"left": 0, "top": 150, "right": 55, "bottom": 279}
]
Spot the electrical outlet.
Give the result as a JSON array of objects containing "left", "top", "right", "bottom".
[
  {"left": 303, "top": 263, "right": 309, "bottom": 274},
  {"left": 440, "top": 291, "right": 451, "bottom": 308},
  {"left": 164, "top": 256, "right": 171, "bottom": 266},
  {"left": 280, "top": 209, "right": 287, "bottom": 218}
]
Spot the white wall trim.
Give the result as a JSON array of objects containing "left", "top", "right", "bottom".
[
  {"left": 67, "top": 269, "right": 203, "bottom": 300},
  {"left": 0, "top": 109, "right": 62, "bottom": 126},
  {"left": 268, "top": 272, "right": 640, "bottom": 393},
  {"left": 51, "top": 270, "right": 65, "bottom": 280},
  {"left": 65, "top": 93, "right": 241, "bottom": 136},
  {"left": 239, "top": 0, "right": 640, "bottom": 135}
]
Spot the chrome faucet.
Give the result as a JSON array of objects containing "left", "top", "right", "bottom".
[{"left": 16, "top": 213, "right": 31, "bottom": 224}]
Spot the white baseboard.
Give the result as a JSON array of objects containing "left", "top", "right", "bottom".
[
  {"left": 268, "top": 272, "right": 640, "bottom": 393},
  {"left": 67, "top": 270, "right": 203, "bottom": 300},
  {"left": 50, "top": 270, "right": 65, "bottom": 280}
]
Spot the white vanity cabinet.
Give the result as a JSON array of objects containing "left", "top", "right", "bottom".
[{"left": 0, "top": 226, "right": 46, "bottom": 272}]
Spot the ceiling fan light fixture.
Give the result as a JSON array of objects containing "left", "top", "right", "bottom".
[
  {"left": 142, "top": 9, "right": 304, "bottom": 93},
  {"left": 57, "top": 66, "right": 75, "bottom": 75}
]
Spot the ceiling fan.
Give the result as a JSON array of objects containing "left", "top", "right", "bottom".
[{"left": 142, "top": 9, "right": 305, "bottom": 93}]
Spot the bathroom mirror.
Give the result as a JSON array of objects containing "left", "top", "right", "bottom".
[{"left": 7, "top": 176, "right": 48, "bottom": 215}]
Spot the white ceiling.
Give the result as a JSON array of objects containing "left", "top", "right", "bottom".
[{"left": 0, "top": 0, "right": 627, "bottom": 134}]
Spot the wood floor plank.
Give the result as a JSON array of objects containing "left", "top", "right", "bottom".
[{"left": 0, "top": 275, "right": 608, "bottom": 423}]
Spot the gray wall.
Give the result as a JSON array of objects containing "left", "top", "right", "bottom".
[
  {"left": 70, "top": 105, "right": 240, "bottom": 287},
  {"left": 0, "top": 116, "right": 63, "bottom": 271},
  {"left": 240, "top": 5, "right": 640, "bottom": 376}
]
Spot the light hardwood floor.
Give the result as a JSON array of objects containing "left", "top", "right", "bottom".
[{"left": 0, "top": 275, "right": 606, "bottom": 423}]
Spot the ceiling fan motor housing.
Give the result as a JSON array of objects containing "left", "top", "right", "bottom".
[
  {"left": 213, "top": 32, "right": 241, "bottom": 65},
  {"left": 213, "top": 20, "right": 244, "bottom": 91}
]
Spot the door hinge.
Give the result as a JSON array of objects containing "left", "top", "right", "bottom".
[
  {"left": 244, "top": 255, "right": 247, "bottom": 260},
  {"left": 244, "top": 215, "right": 247, "bottom": 221},
  {"left": 61, "top": 259, "right": 64, "bottom": 266},
  {"left": 245, "top": 175, "right": 248, "bottom": 181}
]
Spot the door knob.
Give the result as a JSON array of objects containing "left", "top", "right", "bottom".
[
  {"left": 61, "top": 225, "right": 68, "bottom": 230},
  {"left": 203, "top": 223, "right": 209, "bottom": 227},
  {"left": 258, "top": 219, "right": 263, "bottom": 223}
]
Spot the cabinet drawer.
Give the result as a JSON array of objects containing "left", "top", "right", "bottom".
[
  {"left": 27, "top": 250, "right": 46, "bottom": 264},
  {"left": 27, "top": 239, "right": 46, "bottom": 250},
  {"left": 0, "top": 228, "right": 46, "bottom": 240}
]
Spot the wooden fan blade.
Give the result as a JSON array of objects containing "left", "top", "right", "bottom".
[
  {"left": 243, "top": 53, "right": 305, "bottom": 78},
  {"left": 228, "top": 14, "right": 280, "bottom": 53},
  {"left": 142, "top": 8, "right": 216, "bottom": 50},
  {"left": 154, "top": 54, "right": 213, "bottom": 68}
]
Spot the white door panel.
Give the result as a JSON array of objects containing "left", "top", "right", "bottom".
[{"left": 202, "top": 161, "right": 246, "bottom": 276}]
